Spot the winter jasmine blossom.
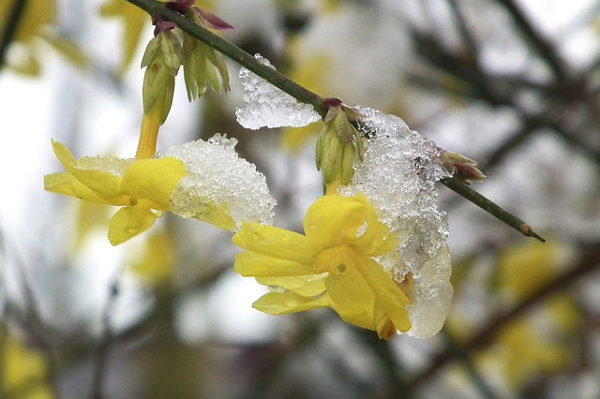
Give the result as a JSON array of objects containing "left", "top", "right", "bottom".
[
  {"left": 233, "top": 193, "right": 411, "bottom": 339},
  {"left": 45, "top": 136, "right": 275, "bottom": 245}
]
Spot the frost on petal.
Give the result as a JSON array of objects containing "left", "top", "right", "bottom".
[
  {"left": 343, "top": 106, "right": 453, "bottom": 338},
  {"left": 235, "top": 54, "right": 320, "bottom": 130},
  {"left": 162, "top": 135, "right": 276, "bottom": 230},
  {"left": 76, "top": 156, "right": 132, "bottom": 176}
]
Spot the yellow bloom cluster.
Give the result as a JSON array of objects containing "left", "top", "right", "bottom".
[{"left": 233, "top": 193, "right": 412, "bottom": 339}]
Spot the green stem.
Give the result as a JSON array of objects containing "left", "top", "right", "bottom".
[
  {"left": 441, "top": 177, "right": 545, "bottom": 242},
  {"left": 126, "top": 0, "right": 544, "bottom": 241}
]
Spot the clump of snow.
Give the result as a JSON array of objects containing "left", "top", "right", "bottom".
[
  {"left": 342, "top": 106, "right": 453, "bottom": 338},
  {"left": 163, "top": 134, "right": 276, "bottom": 229},
  {"left": 235, "top": 54, "right": 320, "bottom": 129}
]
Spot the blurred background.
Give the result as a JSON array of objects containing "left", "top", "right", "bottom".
[{"left": 1, "top": 0, "right": 600, "bottom": 397}]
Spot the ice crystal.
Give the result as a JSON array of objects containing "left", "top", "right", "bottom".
[
  {"left": 342, "top": 106, "right": 453, "bottom": 338},
  {"left": 235, "top": 54, "right": 320, "bottom": 130},
  {"left": 163, "top": 134, "right": 276, "bottom": 229}
]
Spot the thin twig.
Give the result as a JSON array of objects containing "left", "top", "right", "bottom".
[
  {"left": 90, "top": 276, "right": 121, "bottom": 399},
  {"left": 0, "top": 0, "right": 28, "bottom": 70},
  {"left": 409, "top": 242, "right": 600, "bottom": 389},
  {"left": 126, "top": 0, "right": 544, "bottom": 241},
  {"left": 441, "top": 177, "right": 545, "bottom": 242}
]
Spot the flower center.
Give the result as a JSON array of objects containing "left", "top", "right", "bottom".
[{"left": 315, "top": 245, "right": 357, "bottom": 274}]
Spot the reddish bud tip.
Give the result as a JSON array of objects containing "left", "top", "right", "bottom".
[
  {"left": 322, "top": 97, "right": 343, "bottom": 109},
  {"left": 153, "top": 17, "right": 176, "bottom": 35},
  {"left": 196, "top": 8, "right": 234, "bottom": 29}
]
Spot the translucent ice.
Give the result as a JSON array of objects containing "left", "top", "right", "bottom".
[
  {"left": 163, "top": 134, "right": 276, "bottom": 229},
  {"left": 235, "top": 54, "right": 320, "bottom": 130},
  {"left": 342, "top": 106, "right": 453, "bottom": 338}
]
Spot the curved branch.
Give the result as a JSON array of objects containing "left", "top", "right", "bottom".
[{"left": 126, "top": 0, "right": 544, "bottom": 241}]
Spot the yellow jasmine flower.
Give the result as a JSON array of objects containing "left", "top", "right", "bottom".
[
  {"left": 44, "top": 140, "right": 186, "bottom": 245},
  {"left": 233, "top": 194, "right": 412, "bottom": 339},
  {"left": 45, "top": 136, "right": 276, "bottom": 245}
]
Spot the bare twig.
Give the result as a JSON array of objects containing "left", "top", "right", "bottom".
[{"left": 90, "top": 275, "right": 121, "bottom": 399}]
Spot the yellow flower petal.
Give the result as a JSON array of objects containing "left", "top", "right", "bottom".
[
  {"left": 253, "top": 291, "right": 330, "bottom": 315},
  {"left": 234, "top": 251, "right": 319, "bottom": 277},
  {"left": 191, "top": 201, "right": 236, "bottom": 231},
  {"left": 304, "top": 194, "right": 366, "bottom": 248},
  {"left": 256, "top": 275, "right": 326, "bottom": 297},
  {"left": 233, "top": 222, "right": 317, "bottom": 263},
  {"left": 51, "top": 140, "right": 125, "bottom": 201},
  {"left": 44, "top": 172, "right": 128, "bottom": 205},
  {"left": 108, "top": 201, "right": 158, "bottom": 245},
  {"left": 324, "top": 261, "right": 376, "bottom": 331},
  {"left": 121, "top": 157, "right": 186, "bottom": 210}
]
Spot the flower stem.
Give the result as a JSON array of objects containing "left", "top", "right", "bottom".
[
  {"left": 126, "top": 0, "right": 544, "bottom": 241},
  {"left": 136, "top": 108, "right": 161, "bottom": 159}
]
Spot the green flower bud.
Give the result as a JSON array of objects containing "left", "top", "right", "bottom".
[
  {"left": 315, "top": 102, "right": 364, "bottom": 190},
  {"left": 141, "top": 31, "right": 183, "bottom": 124},
  {"left": 182, "top": 31, "right": 230, "bottom": 100}
]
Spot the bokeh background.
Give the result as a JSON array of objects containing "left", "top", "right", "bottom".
[{"left": 1, "top": 0, "right": 600, "bottom": 398}]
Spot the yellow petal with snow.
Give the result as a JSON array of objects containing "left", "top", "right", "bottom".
[
  {"left": 44, "top": 172, "right": 128, "bottom": 205},
  {"left": 108, "top": 201, "right": 158, "bottom": 245},
  {"left": 121, "top": 157, "right": 186, "bottom": 210},
  {"left": 233, "top": 222, "right": 317, "bottom": 263},
  {"left": 51, "top": 140, "right": 125, "bottom": 200},
  {"left": 253, "top": 291, "right": 330, "bottom": 315},
  {"left": 190, "top": 201, "right": 236, "bottom": 231},
  {"left": 234, "top": 251, "right": 319, "bottom": 277},
  {"left": 256, "top": 275, "right": 326, "bottom": 297}
]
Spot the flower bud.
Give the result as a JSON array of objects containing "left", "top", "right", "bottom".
[
  {"left": 141, "top": 30, "right": 183, "bottom": 124},
  {"left": 315, "top": 102, "right": 365, "bottom": 191},
  {"left": 440, "top": 151, "right": 486, "bottom": 184}
]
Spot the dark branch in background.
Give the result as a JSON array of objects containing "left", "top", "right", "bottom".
[
  {"left": 0, "top": 230, "right": 61, "bottom": 398},
  {"left": 0, "top": 0, "right": 28, "bottom": 70},
  {"left": 90, "top": 277, "right": 121, "bottom": 399},
  {"left": 127, "top": 0, "right": 544, "bottom": 241},
  {"left": 410, "top": 242, "right": 600, "bottom": 389},
  {"left": 492, "top": 0, "right": 570, "bottom": 81}
]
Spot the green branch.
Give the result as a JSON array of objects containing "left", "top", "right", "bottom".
[
  {"left": 127, "top": 0, "right": 325, "bottom": 117},
  {"left": 125, "top": 0, "right": 544, "bottom": 242}
]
